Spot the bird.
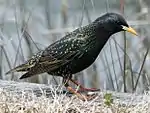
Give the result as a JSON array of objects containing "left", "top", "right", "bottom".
[{"left": 6, "top": 13, "right": 138, "bottom": 100}]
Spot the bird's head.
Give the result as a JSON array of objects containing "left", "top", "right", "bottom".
[{"left": 94, "top": 13, "right": 138, "bottom": 36}]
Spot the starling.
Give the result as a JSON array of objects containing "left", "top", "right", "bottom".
[{"left": 6, "top": 13, "right": 138, "bottom": 100}]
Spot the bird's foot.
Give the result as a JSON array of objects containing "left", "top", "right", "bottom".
[
  {"left": 76, "top": 87, "right": 100, "bottom": 93},
  {"left": 69, "top": 79, "right": 100, "bottom": 92},
  {"left": 66, "top": 86, "right": 97, "bottom": 101},
  {"left": 79, "top": 93, "right": 98, "bottom": 101}
]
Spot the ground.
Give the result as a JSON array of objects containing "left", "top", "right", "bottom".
[{"left": 0, "top": 80, "right": 149, "bottom": 113}]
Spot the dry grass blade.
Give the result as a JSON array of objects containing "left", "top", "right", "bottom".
[
  {"left": 112, "top": 38, "right": 134, "bottom": 92},
  {"left": 120, "top": 0, "right": 127, "bottom": 93},
  {"left": 133, "top": 47, "right": 149, "bottom": 91},
  {"left": 103, "top": 50, "right": 115, "bottom": 90},
  {"left": 21, "top": 23, "right": 40, "bottom": 51},
  {"left": 109, "top": 40, "right": 119, "bottom": 91}
]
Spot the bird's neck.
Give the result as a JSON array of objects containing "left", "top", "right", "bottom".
[
  {"left": 94, "top": 31, "right": 110, "bottom": 55},
  {"left": 93, "top": 22, "right": 111, "bottom": 49},
  {"left": 84, "top": 23, "right": 112, "bottom": 59},
  {"left": 82, "top": 23, "right": 111, "bottom": 58}
]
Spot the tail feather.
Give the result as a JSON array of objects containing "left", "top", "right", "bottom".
[
  {"left": 5, "top": 63, "right": 34, "bottom": 75},
  {"left": 19, "top": 72, "right": 34, "bottom": 79}
]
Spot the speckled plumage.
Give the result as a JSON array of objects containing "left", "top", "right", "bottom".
[
  {"left": 20, "top": 24, "right": 99, "bottom": 79},
  {"left": 6, "top": 13, "right": 134, "bottom": 85}
]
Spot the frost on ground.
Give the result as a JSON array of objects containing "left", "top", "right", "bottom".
[{"left": 0, "top": 80, "right": 150, "bottom": 113}]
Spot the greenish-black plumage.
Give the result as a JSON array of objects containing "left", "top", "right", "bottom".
[{"left": 6, "top": 13, "right": 136, "bottom": 84}]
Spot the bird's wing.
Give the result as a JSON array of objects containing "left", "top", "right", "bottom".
[
  {"left": 38, "top": 33, "right": 87, "bottom": 69},
  {"left": 6, "top": 32, "right": 87, "bottom": 74}
]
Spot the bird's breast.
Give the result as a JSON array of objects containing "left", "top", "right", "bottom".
[
  {"left": 71, "top": 41, "right": 104, "bottom": 74},
  {"left": 71, "top": 51, "right": 98, "bottom": 74}
]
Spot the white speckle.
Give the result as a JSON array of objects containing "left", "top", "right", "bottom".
[
  {"left": 60, "top": 52, "right": 63, "bottom": 54},
  {"left": 55, "top": 51, "right": 58, "bottom": 53},
  {"left": 71, "top": 44, "right": 74, "bottom": 47},
  {"left": 59, "top": 45, "right": 63, "bottom": 49},
  {"left": 68, "top": 38, "right": 71, "bottom": 41},
  {"left": 73, "top": 39, "right": 76, "bottom": 43},
  {"left": 66, "top": 48, "right": 69, "bottom": 52},
  {"left": 63, "top": 40, "right": 66, "bottom": 43}
]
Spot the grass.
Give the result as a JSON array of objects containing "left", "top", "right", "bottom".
[{"left": 0, "top": 86, "right": 149, "bottom": 113}]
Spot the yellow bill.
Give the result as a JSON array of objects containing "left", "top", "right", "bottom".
[{"left": 122, "top": 26, "right": 138, "bottom": 36}]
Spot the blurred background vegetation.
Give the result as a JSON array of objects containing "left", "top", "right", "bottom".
[{"left": 1, "top": 0, "right": 150, "bottom": 94}]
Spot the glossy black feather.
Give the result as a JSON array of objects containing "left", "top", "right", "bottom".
[{"left": 6, "top": 13, "right": 129, "bottom": 79}]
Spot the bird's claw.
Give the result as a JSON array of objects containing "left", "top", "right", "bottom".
[
  {"left": 79, "top": 93, "right": 98, "bottom": 101},
  {"left": 76, "top": 88, "right": 100, "bottom": 93}
]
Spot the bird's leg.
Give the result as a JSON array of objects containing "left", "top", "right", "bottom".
[
  {"left": 63, "top": 78, "right": 96, "bottom": 101},
  {"left": 69, "top": 79, "right": 99, "bottom": 92}
]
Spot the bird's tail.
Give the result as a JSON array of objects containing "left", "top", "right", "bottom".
[
  {"left": 5, "top": 63, "right": 33, "bottom": 75},
  {"left": 19, "top": 71, "right": 34, "bottom": 79}
]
